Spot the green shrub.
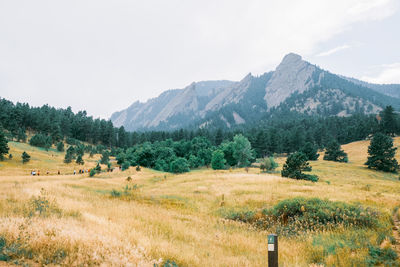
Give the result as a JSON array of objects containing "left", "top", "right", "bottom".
[
  {"left": 170, "top": 157, "right": 190, "bottom": 173},
  {"left": 260, "top": 156, "right": 278, "bottom": 172},
  {"left": 89, "top": 169, "right": 96, "bottom": 177},
  {"left": 121, "top": 161, "right": 130, "bottom": 171},
  {"left": 225, "top": 197, "right": 380, "bottom": 235},
  {"left": 29, "top": 134, "right": 52, "bottom": 150},
  {"left": 366, "top": 245, "right": 398, "bottom": 266},
  {"left": 110, "top": 189, "right": 121, "bottom": 197}
]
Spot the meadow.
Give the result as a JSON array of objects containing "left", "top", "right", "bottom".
[{"left": 1, "top": 139, "right": 400, "bottom": 266}]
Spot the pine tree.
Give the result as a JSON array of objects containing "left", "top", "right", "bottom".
[
  {"left": 211, "top": 150, "right": 226, "bottom": 170},
  {"left": 323, "top": 140, "right": 348, "bottom": 162},
  {"left": 281, "top": 152, "right": 318, "bottom": 182},
  {"left": 300, "top": 142, "right": 319, "bottom": 161},
  {"left": 76, "top": 154, "right": 84, "bottom": 165},
  {"left": 64, "top": 149, "right": 73, "bottom": 163},
  {"left": 365, "top": 133, "right": 398, "bottom": 172},
  {"left": 22, "top": 151, "right": 30, "bottom": 164},
  {"left": 57, "top": 142, "right": 64, "bottom": 152},
  {"left": 381, "top": 106, "right": 397, "bottom": 136},
  {"left": 100, "top": 151, "right": 110, "bottom": 165},
  {"left": 215, "top": 129, "right": 224, "bottom": 146},
  {"left": 0, "top": 130, "right": 9, "bottom": 161},
  {"left": 17, "top": 128, "right": 27, "bottom": 142}
]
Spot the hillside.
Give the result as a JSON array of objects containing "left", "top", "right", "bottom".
[
  {"left": 111, "top": 53, "right": 400, "bottom": 131},
  {"left": 1, "top": 138, "right": 400, "bottom": 266}
]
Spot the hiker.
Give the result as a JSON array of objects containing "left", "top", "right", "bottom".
[
  {"left": 46, "top": 171, "right": 49, "bottom": 175},
  {"left": 74, "top": 170, "right": 76, "bottom": 175},
  {"left": 58, "top": 170, "right": 60, "bottom": 175},
  {"left": 37, "top": 170, "right": 40, "bottom": 176}
]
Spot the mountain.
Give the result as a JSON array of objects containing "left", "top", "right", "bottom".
[{"left": 111, "top": 53, "right": 400, "bottom": 131}]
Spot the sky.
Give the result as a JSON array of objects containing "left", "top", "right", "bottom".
[{"left": 0, "top": 0, "right": 400, "bottom": 119}]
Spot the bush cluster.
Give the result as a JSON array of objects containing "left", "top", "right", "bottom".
[{"left": 225, "top": 197, "right": 380, "bottom": 236}]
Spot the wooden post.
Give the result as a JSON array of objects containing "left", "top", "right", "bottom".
[{"left": 268, "top": 234, "right": 278, "bottom": 267}]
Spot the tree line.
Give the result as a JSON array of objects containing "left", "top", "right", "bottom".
[{"left": 1, "top": 96, "right": 400, "bottom": 174}]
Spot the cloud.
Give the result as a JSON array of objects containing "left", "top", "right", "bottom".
[
  {"left": 362, "top": 63, "right": 400, "bottom": 84},
  {"left": 316, "top": 45, "right": 352, "bottom": 57},
  {"left": 0, "top": 0, "right": 398, "bottom": 118}
]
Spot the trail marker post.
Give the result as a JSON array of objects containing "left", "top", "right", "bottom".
[{"left": 268, "top": 234, "right": 278, "bottom": 267}]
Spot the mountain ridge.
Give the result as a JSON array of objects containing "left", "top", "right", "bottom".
[{"left": 111, "top": 53, "right": 400, "bottom": 131}]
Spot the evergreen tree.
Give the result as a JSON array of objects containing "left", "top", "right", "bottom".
[
  {"left": 211, "top": 150, "right": 226, "bottom": 170},
  {"left": 17, "top": 128, "right": 27, "bottom": 142},
  {"left": 0, "top": 129, "right": 9, "bottom": 161},
  {"left": 29, "top": 133, "right": 52, "bottom": 150},
  {"left": 76, "top": 154, "right": 84, "bottom": 165},
  {"left": 64, "top": 148, "right": 73, "bottom": 163},
  {"left": 214, "top": 129, "right": 224, "bottom": 146},
  {"left": 323, "top": 140, "right": 348, "bottom": 162},
  {"left": 300, "top": 142, "right": 319, "bottom": 161},
  {"left": 281, "top": 152, "right": 318, "bottom": 182},
  {"left": 381, "top": 106, "right": 397, "bottom": 136},
  {"left": 365, "top": 133, "right": 398, "bottom": 172},
  {"left": 57, "top": 141, "right": 64, "bottom": 152},
  {"left": 22, "top": 151, "right": 30, "bottom": 164},
  {"left": 100, "top": 151, "right": 110, "bottom": 165},
  {"left": 95, "top": 162, "right": 101, "bottom": 172}
]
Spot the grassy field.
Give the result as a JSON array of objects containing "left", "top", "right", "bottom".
[{"left": 1, "top": 139, "right": 400, "bottom": 266}]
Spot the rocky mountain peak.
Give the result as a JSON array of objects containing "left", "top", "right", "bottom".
[
  {"left": 279, "top": 53, "right": 303, "bottom": 65},
  {"left": 264, "top": 53, "right": 317, "bottom": 108}
]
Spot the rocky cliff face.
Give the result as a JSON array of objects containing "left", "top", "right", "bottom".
[
  {"left": 111, "top": 53, "right": 400, "bottom": 131},
  {"left": 264, "top": 53, "right": 320, "bottom": 108}
]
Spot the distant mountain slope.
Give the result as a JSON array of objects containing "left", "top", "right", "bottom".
[
  {"left": 343, "top": 77, "right": 400, "bottom": 99},
  {"left": 111, "top": 53, "right": 400, "bottom": 131}
]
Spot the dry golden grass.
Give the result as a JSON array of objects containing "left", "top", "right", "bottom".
[{"left": 1, "top": 138, "right": 400, "bottom": 266}]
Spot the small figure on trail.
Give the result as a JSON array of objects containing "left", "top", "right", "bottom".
[
  {"left": 58, "top": 170, "right": 60, "bottom": 175},
  {"left": 79, "top": 169, "right": 81, "bottom": 174},
  {"left": 46, "top": 171, "right": 49, "bottom": 175},
  {"left": 73, "top": 170, "right": 76, "bottom": 175},
  {"left": 37, "top": 170, "right": 40, "bottom": 176}
]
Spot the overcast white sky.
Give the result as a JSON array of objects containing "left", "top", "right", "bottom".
[{"left": 1, "top": 0, "right": 400, "bottom": 118}]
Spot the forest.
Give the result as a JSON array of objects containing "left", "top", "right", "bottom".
[{"left": 1, "top": 97, "right": 398, "bottom": 170}]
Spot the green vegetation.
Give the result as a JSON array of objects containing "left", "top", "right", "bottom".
[
  {"left": 366, "top": 132, "right": 398, "bottom": 172},
  {"left": 225, "top": 197, "right": 382, "bottom": 234},
  {"left": 21, "top": 151, "right": 30, "bottom": 164},
  {"left": 29, "top": 133, "right": 52, "bottom": 150},
  {"left": 0, "top": 129, "right": 9, "bottom": 161},
  {"left": 281, "top": 152, "right": 318, "bottom": 182},
  {"left": 75, "top": 154, "right": 84, "bottom": 165},
  {"left": 170, "top": 158, "right": 190, "bottom": 173},
  {"left": 56, "top": 141, "right": 64, "bottom": 152},
  {"left": 300, "top": 142, "right": 319, "bottom": 161},
  {"left": 260, "top": 156, "right": 278, "bottom": 172},
  {"left": 323, "top": 140, "right": 348, "bottom": 162},
  {"left": 211, "top": 150, "right": 226, "bottom": 170}
]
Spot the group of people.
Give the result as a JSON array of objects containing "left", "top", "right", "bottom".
[
  {"left": 30, "top": 170, "right": 62, "bottom": 175},
  {"left": 74, "top": 169, "right": 90, "bottom": 175}
]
